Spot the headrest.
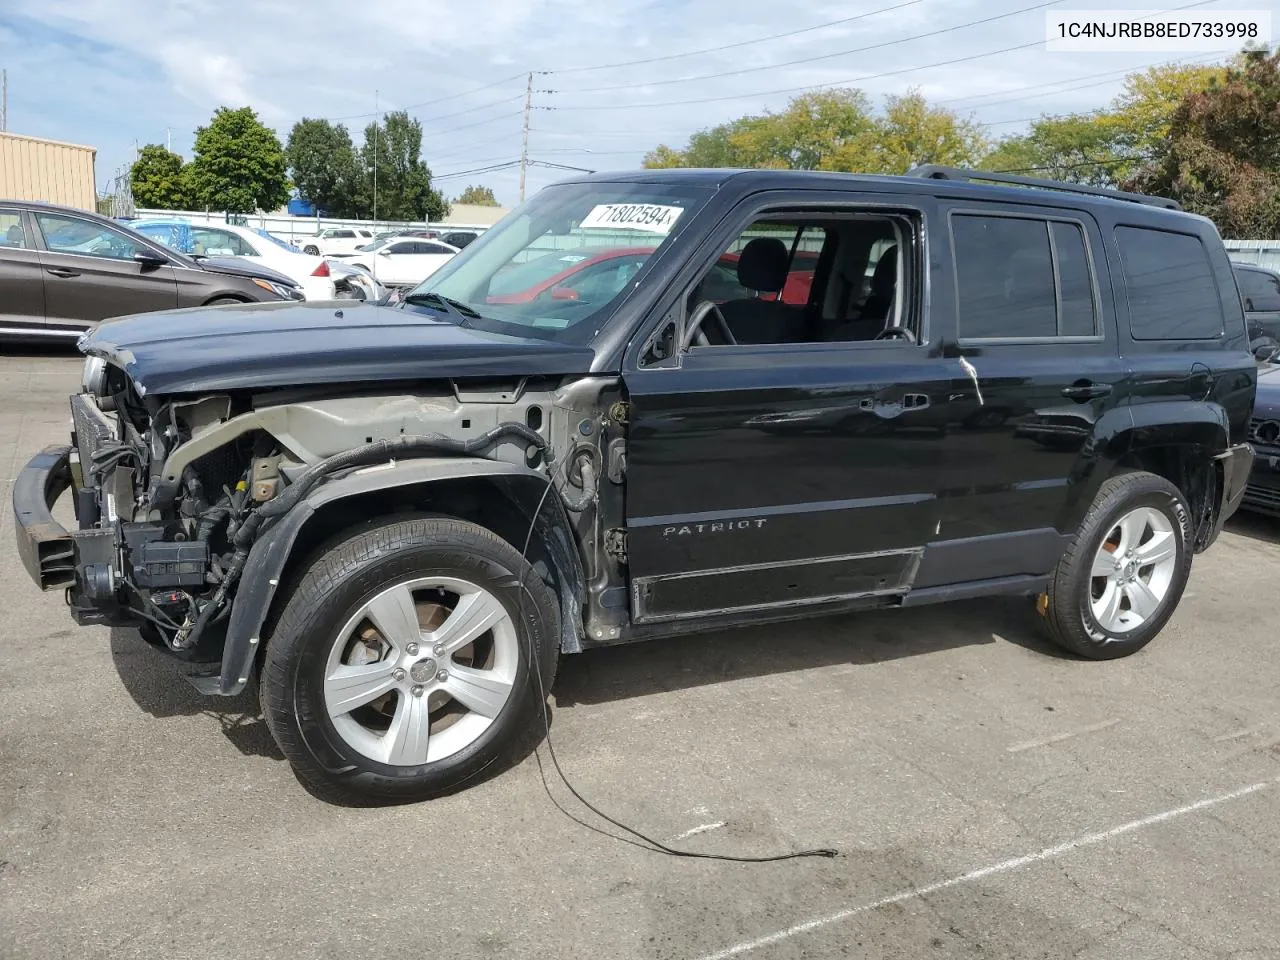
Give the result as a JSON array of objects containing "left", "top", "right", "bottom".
[
  {"left": 871, "top": 246, "right": 898, "bottom": 299},
  {"left": 737, "top": 237, "right": 789, "bottom": 293}
]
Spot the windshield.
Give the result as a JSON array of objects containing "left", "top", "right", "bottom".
[
  {"left": 254, "top": 228, "right": 301, "bottom": 252},
  {"left": 405, "top": 181, "right": 711, "bottom": 342}
]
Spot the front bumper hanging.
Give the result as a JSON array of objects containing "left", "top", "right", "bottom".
[{"left": 12, "top": 445, "right": 76, "bottom": 590}]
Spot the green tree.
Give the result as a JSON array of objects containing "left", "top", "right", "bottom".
[
  {"left": 642, "top": 89, "right": 982, "bottom": 173},
  {"left": 185, "top": 107, "right": 290, "bottom": 214},
  {"left": 129, "top": 144, "right": 190, "bottom": 209},
  {"left": 1127, "top": 51, "right": 1280, "bottom": 238},
  {"left": 866, "top": 91, "right": 990, "bottom": 173},
  {"left": 454, "top": 184, "right": 500, "bottom": 206},
  {"left": 358, "top": 111, "right": 449, "bottom": 221},
  {"left": 285, "top": 118, "right": 360, "bottom": 217}
]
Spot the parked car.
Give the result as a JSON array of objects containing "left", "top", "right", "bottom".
[
  {"left": 327, "top": 259, "right": 391, "bottom": 301},
  {"left": 14, "top": 166, "right": 1254, "bottom": 804},
  {"left": 1241, "top": 360, "right": 1280, "bottom": 517},
  {"left": 0, "top": 201, "right": 298, "bottom": 341},
  {"left": 333, "top": 237, "right": 459, "bottom": 287},
  {"left": 297, "top": 226, "right": 375, "bottom": 256},
  {"left": 438, "top": 230, "right": 481, "bottom": 249},
  {"left": 133, "top": 220, "right": 338, "bottom": 301},
  {"left": 1232, "top": 262, "right": 1280, "bottom": 348}
]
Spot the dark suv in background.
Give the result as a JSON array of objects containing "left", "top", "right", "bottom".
[
  {"left": 13, "top": 166, "right": 1254, "bottom": 804},
  {"left": 0, "top": 201, "right": 300, "bottom": 342}
]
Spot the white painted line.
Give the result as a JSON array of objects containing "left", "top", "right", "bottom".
[
  {"left": 1007, "top": 718, "right": 1121, "bottom": 753},
  {"left": 669, "top": 821, "right": 726, "bottom": 842},
  {"left": 1214, "top": 724, "right": 1268, "bottom": 742},
  {"left": 693, "top": 779, "right": 1273, "bottom": 960}
]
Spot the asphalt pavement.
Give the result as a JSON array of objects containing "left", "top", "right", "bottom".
[{"left": 2, "top": 348, "right": 1278, "bottom": 960}]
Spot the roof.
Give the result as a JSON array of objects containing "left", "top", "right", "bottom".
[{"left": 555, "top": 167, "right": 1194, "bottom": 222}]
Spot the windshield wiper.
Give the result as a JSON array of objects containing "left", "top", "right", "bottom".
[{"left": 402, "top": 291, "right": 482, "bottom": 322}]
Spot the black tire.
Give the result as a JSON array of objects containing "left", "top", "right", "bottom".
[
  {"left": 303, "top": 245, "right": 320, "bottom": 256},
  {"left": 1042, "top": 471, "right": 1192, "bottom": 660},
  {"left": 260, "top": 517, "right": 559, "bottom": 805},
  {"left": 205, "top": 297, "right": 246, "bottom": 306}
]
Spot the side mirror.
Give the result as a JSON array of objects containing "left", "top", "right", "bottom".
[
  {"left": 378, "top": 248, "right": 392, "bottom": 256},
  {"left": 1251, "top": 338, "right": 1280, "bottom": 362},
  {"left": 133, "top": 251, "right": 169, "bottom": 268},
  {"left": 550, "top": 286, "right": 580, "bottom": 301}
]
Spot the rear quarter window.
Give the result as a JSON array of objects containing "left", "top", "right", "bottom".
[{"left": 1115, "top": 226, "right": 1223, "bottom": 340}]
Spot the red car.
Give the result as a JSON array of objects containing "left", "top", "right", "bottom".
[{"left": 485, "top": 246, "right": 816, "bottom": 305}]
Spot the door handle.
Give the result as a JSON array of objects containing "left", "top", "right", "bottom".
[
  {"left": 1061, "top": 382, "right": 1112, "bottom": 401},
  {"left": 46, "top": 267, "right": 80, "bottom": 278}
]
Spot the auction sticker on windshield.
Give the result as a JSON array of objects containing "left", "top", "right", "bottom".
[{"left": 579, "top": 203, "right": 684, "bottom": 234}]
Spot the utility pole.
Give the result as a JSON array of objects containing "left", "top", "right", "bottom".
[
  {"left": 519, "top": 72, "right": 532, "bottom": 202},
  {"left": 373, "top": 88, "right": 379, "bottom": 224},
  {"left": 166, "top": 126, "right": 171, "bottom": 152},
  {"left": 1, "top": 70, "right": 7, "bottom": 132}
]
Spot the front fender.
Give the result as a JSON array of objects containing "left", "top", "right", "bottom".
[{"left": 190, "top": 456, "right": 584, "bottom": 697}]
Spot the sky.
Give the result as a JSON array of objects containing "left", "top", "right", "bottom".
[{"left": 0, "top": 0, "right": 1272, "bottom": 209}]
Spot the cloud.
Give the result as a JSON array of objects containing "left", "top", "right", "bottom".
[{"left": 0, "top": 0, "right": 1268, "bottom": 205}]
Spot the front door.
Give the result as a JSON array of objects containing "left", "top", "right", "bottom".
[
  {"left": 32, "top": 211, "right": 178, "bottom": 328},
  {"left": 621, "top": 198, "right": 951, "bottom": 625}
]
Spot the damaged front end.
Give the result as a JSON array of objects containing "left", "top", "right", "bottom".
[{"left": 13, "top": 355, "right": 609, "bottom": 681}]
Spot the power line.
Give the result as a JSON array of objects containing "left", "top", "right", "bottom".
[
  {"left": 550, "top": 0, "right": 1219, "bottom": 112},
  {"left": 417, "top": 94, "right": 524, "bottom": 126},
  {"left": 543, "top": 0, "right": 925, "bottom": 75},
  {"left": 559, "top": 0, "right": 1066, "bottom": 95},
  {"left": 432, "top": 160, "right": 522, "bottom": 181},
  {"left": 324, "top": 72, "right": 527, "bottom": 122},
  {"left": 425, "top": 110, "right": 525, "bottom": 137}
]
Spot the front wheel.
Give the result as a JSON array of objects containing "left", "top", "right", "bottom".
[
  {"left": 1042, "top": 471, "right": 1192, "bottom": 660},
  {"left": 260, "top": 517, "right": 559, "bottom": 805},
  {"left": 303, "top": 245, "right": 319, "bottom": 256}
]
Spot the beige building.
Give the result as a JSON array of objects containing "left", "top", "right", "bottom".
[
  {"left": 444, "top": 202, "right": 509, "bottom": 226},
  {"left": 0, "top": 131, "right": 97, "bottom": 211}
]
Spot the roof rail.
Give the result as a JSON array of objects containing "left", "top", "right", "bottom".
[{"left": 906, "top": 165, "right": 1181, "bottom": 211}]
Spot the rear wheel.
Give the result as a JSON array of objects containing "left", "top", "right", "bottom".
[
  {"left": 1042, "top": 471, "right": 1191, "bottom": 659},
  {"left": 260, "top": 517, "right": 559, "bottom": 805},
  {"left": 303, "top": 245, "right": 319, "bottom": 255}
]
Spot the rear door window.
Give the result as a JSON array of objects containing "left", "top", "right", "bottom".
[
  {"left": 1115, "top": 226, "right": 1223, "bottom": 340},
  {"left": 0, "top": 209, "right": 28, "bottom": 247},
  {"left": 953, "top": 215, "right": 1067, "bottom": 339}
]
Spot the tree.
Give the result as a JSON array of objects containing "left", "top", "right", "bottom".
[
  {"left": 185, "top": 107, "right": 290, "bottom": 214},
  {"left": 1127, "top": 51, "right": 1280, "bottom": 238},
  {"left": 981, "top": 60, "right": 1230, "bottom": 188},
  {"left": 454, "top": 184, "right": 500, "bottom": 206},
  {"left": 285, "top": 118, "right": 361, "bottom": 217},
  {"left": 863, "top": 90, "right": 989, "bottom": 173},
  {"left": 130, "top": 144, "right": 190, "bottom": 209},
  {"left": 642, "top": 89, "right": 984, "bottom": 174},
  {"left": 358, "top": 111, "right": 449, "bottom": 221}
]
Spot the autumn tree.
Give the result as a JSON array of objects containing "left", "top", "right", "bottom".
[
  {"left": 185, "top": 107, "right": 290, "bottom": 213},
  {"left": 454, "top": 185, "right": 500, "bottom": 206},
  {"left": 1127, "top": 50, "right": 1280, "bottom": 238},
  {"left": 130, "top": 144, "right": 190, "bottom": 209},
  {"left": 286, "top": 118, "right": 361, "bottom": 217},
  {"left": 642, "top": 89, "right": 985, "bottom": 173}
]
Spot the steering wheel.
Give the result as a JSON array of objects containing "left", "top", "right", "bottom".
[
  {"left": 875, "top": 326, "right": 917, "bottom": 344},
  {"left": 683, "top": 300, "right": 737, "bottom": 350}
]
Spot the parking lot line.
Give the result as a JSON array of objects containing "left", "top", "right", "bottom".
[
  {"left": 693, "top": 777, "right": 1274, "bottom": 960},
  {"left": 1006, "top": 717, "right": 1121, "bottom": 753}
]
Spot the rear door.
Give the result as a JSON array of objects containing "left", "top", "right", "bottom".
[
  {"left": 32, "top": 211, "right": 178, "bottom": 328},
  {"left": 0, "top": 207, "right": 48, "bottom": 333},
  {"left": 1235, "top": 266, "right": 1280, "bottom": 341},
  {"left": 916, "top": 204, "right": 1126, "bottom": 586}
]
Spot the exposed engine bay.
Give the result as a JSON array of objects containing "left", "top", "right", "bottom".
[{"left": 69, "top": 356, "right": 613, "bottom": 663}]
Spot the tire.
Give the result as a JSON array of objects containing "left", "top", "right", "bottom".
[
  {"left": 260, "top": 516, "right": 560, "bottom": 805},
  {"left": 1042, "top": 471, "right": 1192, "bottom": 660},
  {"left": 303, "top": 245, "right": 319, "bottom": 256},
  {"left": 205, "top": 297, "right": 246, "bottom": 306}
]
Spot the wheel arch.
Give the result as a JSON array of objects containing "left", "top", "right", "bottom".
[{"left": 195, "top": 458, "right": 587, "bottom": 697}]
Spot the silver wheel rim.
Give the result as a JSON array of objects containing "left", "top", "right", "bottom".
[
  {"left": 1089, "top": 506, "right": 1178, "bottom": 635},
  {"left": 323, "top": 576, "right": 519, "bottom": 766}
]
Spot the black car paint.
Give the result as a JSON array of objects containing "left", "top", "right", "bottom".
[
  {"left": 80, "top": 300, "right": 596, "bottom": 396},
  {"left": 1242, "top": 363, "right": 1280, "bottom": 516},
  {"left": 11, "top": 169, "right": 1258, "bottom": 693}
]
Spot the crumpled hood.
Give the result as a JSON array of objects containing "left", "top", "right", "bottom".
[
  {"left": 1256, "top": 363, "right": 1280, "bottom": 419},
  {"left": 79, "top": 300, "right": 595, "bottom": 396}
]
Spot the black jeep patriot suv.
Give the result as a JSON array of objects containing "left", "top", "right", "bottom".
[{"left": 13, "top": 166, "right": 1255, "bottom": 804}]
